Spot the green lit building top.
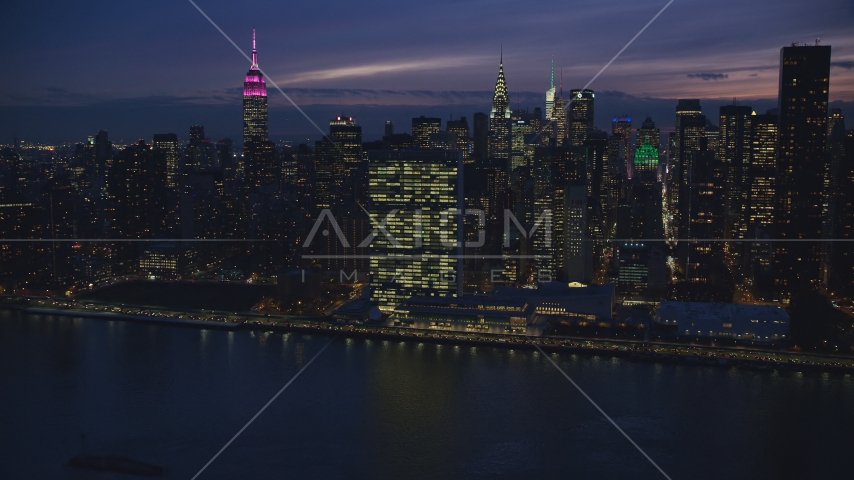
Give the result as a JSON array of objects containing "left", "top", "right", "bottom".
[{"left": 633, "top": 139, "right": 659, "bottom": 176}]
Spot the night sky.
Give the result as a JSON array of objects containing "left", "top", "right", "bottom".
[{"left": 1, "top": 0, "right": 853, "bottom": 143}]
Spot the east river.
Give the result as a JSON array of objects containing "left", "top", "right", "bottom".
[{"left": 1, "top": 310, "right": 852, "bottom": 479}]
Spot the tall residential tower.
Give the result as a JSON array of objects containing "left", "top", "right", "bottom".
[{"left": 774, "top": 43, "right": 832, "bottom": 297}]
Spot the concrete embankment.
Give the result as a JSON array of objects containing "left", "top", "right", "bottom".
[{"left": 22, "top": 307, "right": 240, "bottom": 330}]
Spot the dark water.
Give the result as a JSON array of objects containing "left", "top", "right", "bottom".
[{"left": 1, "top": 310, "right": 852, "bottom": 479}]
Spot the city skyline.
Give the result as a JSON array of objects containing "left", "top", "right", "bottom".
[
  {"left": 1, "top": 1, "right": 853, "bottom": 142},
  {"left": 4, "top": 3, "right": 854, "bottom": 478}
]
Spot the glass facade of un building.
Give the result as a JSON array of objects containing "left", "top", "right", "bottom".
[{"left": 367, "top": 150, "right": 463, "bottom": 312}]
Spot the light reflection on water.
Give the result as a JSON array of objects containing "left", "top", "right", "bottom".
[{"left": 0, "top": 310, "right": 853, "bottom": 479}]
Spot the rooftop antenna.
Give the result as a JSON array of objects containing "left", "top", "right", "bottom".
[
  {"left": 550, "top": 57, "right": 554, "bottom": 90},
  {"left": 251, "top": 29, "right": 258, "bottom": 68}
]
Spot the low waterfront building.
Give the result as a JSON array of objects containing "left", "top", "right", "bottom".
[
  {"left": 655, "top": 302, "right": 789, "bottom": 344},
  {"left": 332, "top": 298, "right": 382, "bottom": 324},
  {"left": 491, "top": 282, "right": 615, "bottom": 326},
  {"left": 138, "top": 243, "right": 194, "bottom": 280},
  {"left": 392, "top": 295, "right": 534, "bottom": 335},
  {"left": 391, "top": 282, "right": 616, "bottom": 335}
]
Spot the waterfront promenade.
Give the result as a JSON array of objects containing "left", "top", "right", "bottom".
[{"left": 3, "top": 295, "right": 854, "bottom": 375}]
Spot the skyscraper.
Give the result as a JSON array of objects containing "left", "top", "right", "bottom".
[
  {"left": 412, "top": 116, "right": 441, "bottom": 149},
  {"left": 552, "top": 75, "right": 567, "bottom": 146},
  {"left": 564, "top": 184, "right": 592, "bottom": 283},
  {"left": 826, "top": 130, "right": 854, "bottom": 294},
  {"left": 314, "top": 116, "right": 362, "bottom": 209},
  {"left": 636, "top": 116, "right": 660, "bottom": 157},
  {"left": 747, "top": 111, "right": 777, "bottom": 237},
  {"left": 489, "top": 54, "right": 511, "bottom": 163},
  {"left": 584, "top": 130, "right": 610, "bottom": 244},
  {"left": 243, "top": 30, "right": 268, "bottom": 145},
  {"left": 242, "top": 30, "right": 275, "bottom": 189},
  {"left": 686, "top": 137, "right": 725, "bottom": 283},
  {"left": 611, "top": 116, "right": 632, "bottom": 178},
  {"left": 446, "top": 117, "right": 471, "bottom": 162},
  {"left": 634, "top": 138, "right": 659, "bottom": 180},
  {"left": 510, "top": 117, "right": 533, "bottom": 171},
  {"left": 718, "top": 104, "right": 753, "bottom": 243},
  {"left": 243, "top": 30, "right": 267, "bottom": 144},
  {"left": 821, "top": 110, "right": 847, "bottom": 291},
  {"left": 368, "top": 150, "right": 462, "bottom": 312},
  {"left": 569, "top": 89, "right": 594, "bottom": 147},
  {"left": 671, "top": 99, "right": 705, "bottom": 241},
  {"left": 472, "top": 112, "right": 489, "bottom": 160},
  {"left": 152, "top": 133, "right": 179, "bottom": 189},
  {"left": 774, "top": 43, "right": 831, "bottom": 297},
  {"left": 827, "top": 108, "right": 844, "bottom": 137},
  {"left": 329, "top": 116, "right": 363, "bottom": 172},
  {"left": 545, "top": 58, "right": 556, "bottom": 121}
]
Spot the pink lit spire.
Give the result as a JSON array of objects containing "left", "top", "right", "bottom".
[
  {"left": 244, "top": 29, "right": 266, "bottom": 97},
  {"left": 251, "top": 29, "right": 258, "bottom": 68}
]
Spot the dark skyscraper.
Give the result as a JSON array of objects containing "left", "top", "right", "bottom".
[
  {"left": 584, "top": 130, "right": 610, "bottom": 245},
  {"left": 489, "top": 55, "right": 511, "bottom": 163},
  {"left": 718, "top": 104, "right": 753, "bottom": 244},
  {"left": 611, "top": 116, "right": 632, "bottom": 178},
  {"left": 671, "top": 99, "right": 705, "bottom": 242},
  {"left": 552, "top": 83, "right": 567, "bottom": 146},
  {"left": 821, "top": 111, "right": 847, "bottom": 291},
  {"left": 447, "top": 117, "right": 471, "bottom": 162},
  {"left": 826, "top": 130, "right": 854, "bottom": 295},
  {"left": 153, "top": 133, "right": 179, "bottom": 189},
  {"left": 569, "top": 89, "right": 594, "bottom": 147},
  {"left": 189, "top": 125, "right": 206, "bottom": 143},
  {"left": 314, "top": 116, "right": 364, "bottom": 209},
  {"left": 412, "top": 116, "right": 441, "bottom": 149},
  {"left": 329, "top": 116, "right": 363, "bottom": 172},
  {"left": 109, "top": 140, "right": 167, "bottom": 240},
  {"left": 774, "top": 43, "right": 831, "bottom": 298},
  {"left": 472, "top": 112, "right": 489, "bottom": 160},
  {"left": 747, "top": 110, "right": 777, "bottom": 287},
  {"left": 686, "top": 137, "right": 725, "bottom": 283}
]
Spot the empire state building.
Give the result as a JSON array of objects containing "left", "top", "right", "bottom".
[
  {"left": 242, "top": 30, "right": 276, "bottom": 188},
  {"left": 243, "top": 29, "right": 268, "bottom": 145}
]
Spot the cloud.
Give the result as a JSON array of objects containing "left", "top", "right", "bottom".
[
  {"left": 832, "top": 61, "right": 854, "bottom": 70},
  {"left": 687, "top": 73, "right": 729, "bottom": 81},
  {"left": 2, "top": 87, "right": 101, "bottom": 107},
  {"left": 276, "top": 56, "right": 484, "bottom": 85}
]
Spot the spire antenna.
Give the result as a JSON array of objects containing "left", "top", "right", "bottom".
[
  {"left": 251, "top": 29, "right": 258, "bottom": 68},
  {"left": 550, "top": 57, "right": 554, "bottom": 89},
  {"left": 500, "top": 44, "right": 503, "bottom": 64}
]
